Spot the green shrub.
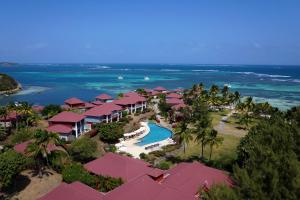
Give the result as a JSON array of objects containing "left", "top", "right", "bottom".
[
  {"left": 49, "top": 151, "right": 71, "bottom": 173},
  {"left": 156, "top": 161, "right": 171, "bottom": 170},
  {"left": 96, "top": 122, "right": 124, "bottom": 143},
  {"left": 139, "top": 153, "right": 147, "bottom": 160},
  {"left": 41, "top": 104, "right": 62, "bottom": 118},
  {"left": 62, "top": 163, "right": 97, "bottom": 188},
  {"left": 98, "top": 176, "right": 123, "bottom": 192},
  {"left": 105, "top": 144, "right": 117, "bottom": 153},
  {"left": 11, "top": 129, "right": 34, "bottom": 144},
  {"left": 69, "top": 137, "right": 97, "bottom": 162},
  {"left": 149, "top": 150, "right": 166, "bottom": 157},
  {"left": 0, "top": 150, "right": 28, "bottom": 189},
  {"left": 162, "top": 144, "right": 180, "bottom": 153}
]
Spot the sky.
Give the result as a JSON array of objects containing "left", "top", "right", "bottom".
[{"left": 0, "top": 0, "right": 300, "bottom": 65}]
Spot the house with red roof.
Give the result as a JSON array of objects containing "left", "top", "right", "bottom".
[
  {"left": 161, "top": 162, "right": 233, "bottom": 196},
  {"left": 113, "top": 92, "right": 147, "bottom": 114},
  {"left": 84, "top": 103, "right": 123, "bottom": 124},
  {"left": 166, "top": 93, "right": 182, "bottom": 99},
  {"left": 39, "top": 181, "right": 104, "bottom": 200},
  {"left": 64, "top": 97, "right": 86, "bottom": 109},
  {"left": 0, "top": 111, "right": 18, "bottom": 128},
  {"left": 95, "top": 93, "right": 113, "bottom": 103},
  {"left": 14, "top": 140, "right": 57, "bottom": 154},
  {"left": 40, "top": 153, "right": 233, "bottom": 200},
  {"left": 47, "top": 111, "right": 86, "bottom": 141},
  {"left": 166, "top": 98, "right": 184, "bottom": 106},
  {"left": 84, "top": 152, "right": 163, "bottom": 182},
  {"left": 153, "top": 86, "right": 168, "bottom": 93}
]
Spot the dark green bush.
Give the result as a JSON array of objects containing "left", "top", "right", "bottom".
[{"left": 62, "top": 163, "right": 97, "bottom": 188}]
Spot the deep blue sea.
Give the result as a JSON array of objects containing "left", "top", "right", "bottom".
[{"left": 0, "top": 64, "right": 299, "bottom": 110}]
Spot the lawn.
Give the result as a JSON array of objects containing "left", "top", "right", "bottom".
[
  {"left": 177, "top": 133, "right": 241, "bottom": 167},
  {"left": 210, "top": 110, "right": 229, "bottom": 127}
]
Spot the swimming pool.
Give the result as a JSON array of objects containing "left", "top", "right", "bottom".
[{"left": 136, "top": 122, "right": 173, "bottom": 146}]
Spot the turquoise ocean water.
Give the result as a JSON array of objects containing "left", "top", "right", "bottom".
[{"left": 0, "top": 64, "right": 299, "bottom": 110}]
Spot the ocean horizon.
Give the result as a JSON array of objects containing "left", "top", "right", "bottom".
[{"left": 1, "top": 63, "right": 300, "bottom": 110}]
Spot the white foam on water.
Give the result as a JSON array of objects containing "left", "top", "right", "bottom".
[
  {"left": 191, "top": 69, "right": 219, "bottom": 72},
  {"left": 234, "top": 71, "right": 291, "bottom": 78},
  {"left": 160, "top": 69, "right": 182, "bottom": 72},
  {"left": 13, "top": 86, "right": 49, "bottom": 96}
]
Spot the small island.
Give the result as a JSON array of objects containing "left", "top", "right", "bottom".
[{"left": 0, "top": 73, "right": 22, "bottom": 95}]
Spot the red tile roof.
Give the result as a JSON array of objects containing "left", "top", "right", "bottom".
[
  {"left": 47, "top": 124, "right": 73, "bottom": 134},
  {"left": 32, "top": 105, "right": 44, "bottom": 112},
  {"left": 154, "top": 86, "right": 167, "bottom": 91},
  {"left": 84, "top": 103, "right": 122, "bottom": 117},
  {"left": 161, "top": 162, "right": 233, "bottom": 196},
  {"left": 0, "top": 111, "right": 17, "bottom": 121},
  {"left": 172, "top": 103, "right": 187, "bottom": 110},
  {"left": 84, "top": 102, "right": 96, "bottom": 109},
  {"left": 95, "top": 93, "right": 113, "bottom": 100},
  {"left": 84, "top": 153, "right": 153, "bottom": 182},
  {"left": 48, "top": 111, "right": 85, "bottom": 123},
  {"left": 124, "top": 91, "right": 140, "bottom": 97},
  {"left": 166, "top": 93, "right": 182, "bottom": 99},
  {"left": 38, "top": 182, "right": 104, "bottom": 200},
  {"left": 113, "top": 95, "right": 146, "bottom": 105},
  {"left": 166, "top": 98, "right": 184, "bottom": 105},
  {"left": 61, "top": 104, "right": 70, "bottom": 110},
  {"left": 105, "top": 175, "right": 194, "bottom": 200},
  {"left": 91, "top": 100, "right": 104, "bottom": 106},
  {"left": 64, "top": 97, "right": 85, "bottom": 105},
  {"left": 14, "top": 141, "right": 57, "bottom": 154},
  {"left": 14, "top": 141, "right": 31, "bottom": 154}
]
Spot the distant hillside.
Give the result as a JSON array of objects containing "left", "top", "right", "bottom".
[
  {"left": 0, "top": 73, "right": 20, "bottom": 93},
  {"left": 0, "top": 62, "right": 18, "bottom": 67}
]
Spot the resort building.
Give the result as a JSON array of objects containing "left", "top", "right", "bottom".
[
  {"left": 84, "top": 152, "right": 162, "bottom": 182},
  {"left": 166, "top": 98, "right": 184, "bottom": 106},
  {"left": 153, "top": 86, "right": 168, "bottom": 93},
  {"left": 64, "top": 97, "right": 86, "bottom": 109},
  {"left": 40, "top": 153, "right": 232, "bottom": 200},
  {"left": 113, "top": 92, "right": 147, "bottom": 113},
  {"left": 91, "top": 100, "right": 104, "bottom": 106},
  {"left": 166, "top": 93, "right": 182, "bottom": 99},
  {"left": 14, "top": 140, "right": 57, "bottom": 154},
  {"left": 47, "top": 111, "right": 86, "bottom": 141},
  {"left": 95, "top": 93, "right": 113, "bottom": 103},
  {"left": 84, "top": 102, "right": 123, "bottom": 124},
  {"left": 39, "top": 181, "right": 105, "bottom": 200},
  {"left": 0, "top": 111, "right": 18, "bottom": 128}
]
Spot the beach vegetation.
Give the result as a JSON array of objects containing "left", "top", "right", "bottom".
[
  {"left": 26, "top": 129, "right": 66, "bottom": 177},
  {"left": 156, "top": 161, "right": 171, "bottom": 170},
  {"left": 41, "top": 104, "right": 62, "bottom": 119},
  {"left": 174, "top": 121, "right": 193, "bottom": 154},
  {"left": 0, "top": 73, "right": 19, "bottom": 92},
  {"left": 96, "top": 122, "right": 124, "bottom": 143},
  {"left": 0, "top": 149, "right": 28, "bottom": 190},
  {"left": 69, "top": 136, "right": 97, "bottom": 163},
  {"left": 11, "top": 128, "right": 35, "bottom": 144}
]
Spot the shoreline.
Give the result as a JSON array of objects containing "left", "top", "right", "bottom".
[{"left": 0, "top": 83, "right": 22, "bottom": 95}]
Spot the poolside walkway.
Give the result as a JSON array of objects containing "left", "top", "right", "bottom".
[{"left": 116, "top": 122, "right": 174, "bottom": 158}]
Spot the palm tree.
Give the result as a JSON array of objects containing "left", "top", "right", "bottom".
[
  {"left": 221, "top": 85, "right": 229, "bottom": 99},
  {"left": 19, "top": 102, "right": 33, "bottom": 128},
  {"left": 207, "top": 129, "right": 223, "bottom": 160},
  {"left": 233, "top": 91, "right": 241, "bottom": 105},
  {"left": 198, "top": 83, "right": 205, "bottom": 94},
  {"left": 209, "top": 85, "right": 219, "bottom": 97},
  {"left": 26, "top": 129, "right": 65, "bottom": 177},
  {"left": 0, "top": 106, "right": 8, "bottom": 132},
  {"left": 175, "top": 121, "right": 193, "bottom": 154},
  {"left": 194, "top": 123, "right": 210, "bottom": 158}
]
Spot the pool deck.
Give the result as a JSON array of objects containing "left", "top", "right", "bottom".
[{"left": 116, "top": 121, "right": 175, "bottom": 158}]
